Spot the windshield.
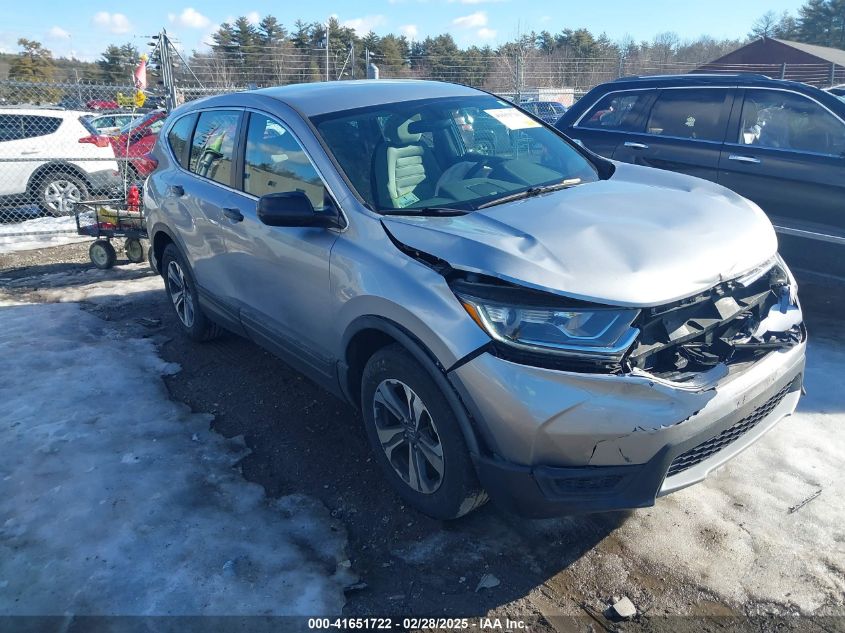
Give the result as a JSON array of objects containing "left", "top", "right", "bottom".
[{"left": 312, "top": 95, "right": 598, "bottom": 213}]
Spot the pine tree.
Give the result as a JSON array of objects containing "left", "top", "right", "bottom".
[{"left": 97, "top": 43, "right": 138, "bottom": 84}]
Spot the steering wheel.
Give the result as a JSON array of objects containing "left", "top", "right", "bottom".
[{"left": 433, "top": 158, "right": 492, "bottom": 197}]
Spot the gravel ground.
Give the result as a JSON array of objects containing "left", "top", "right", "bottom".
[{"left": 1, "top": 242, "right": 843, "bottom": 631}]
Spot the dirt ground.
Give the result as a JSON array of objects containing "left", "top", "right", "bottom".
[{"left": 2, "top": 242, "right": 843, "bottom": 632}]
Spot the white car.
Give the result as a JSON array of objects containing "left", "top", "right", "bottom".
[
  {"left": 84, "top": 112, "right": 141, "bottom": 136},
  {"left": 0, "top": 108, "right": 122, "bottom": 215}
]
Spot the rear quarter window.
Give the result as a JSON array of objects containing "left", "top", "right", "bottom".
[
  {"left": 167, "top": 113, "right": 198, "bottom": 169},
  {"left": 21, "top": 115, "right": 62, "bottom": 139}
]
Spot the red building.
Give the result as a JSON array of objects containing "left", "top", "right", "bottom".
[{"left": 697, "top": 38, "right": 845, "bottom": 87}]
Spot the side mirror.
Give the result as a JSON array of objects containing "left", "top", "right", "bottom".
[{"left": 257, "top": 191, "right": 337, "bottom": 228}]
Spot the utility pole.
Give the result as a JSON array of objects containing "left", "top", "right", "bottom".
[{"left": 325, "top": 21, "right": 330, "bottom": 81}]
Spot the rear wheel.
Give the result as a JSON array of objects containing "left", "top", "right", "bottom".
[
  {"left": 124, "top": 238, "right": 144, "bottom": 263},
  {"left": 36, "top": 172, "right": 88, "bottom": 216},
  {"left": 361, "top": 344, "right": 487, "bottom": 519},
  {"left": 161, "top": 243, "right": 222, "bottom": 342}
]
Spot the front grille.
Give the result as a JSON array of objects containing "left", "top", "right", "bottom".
[{"left": 666, "top": 382, "right": 793, "bottom": 478}]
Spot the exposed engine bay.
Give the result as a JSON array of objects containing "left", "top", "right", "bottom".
[{"left": 625, "top": 260, "right": 804, "bottom": 381}]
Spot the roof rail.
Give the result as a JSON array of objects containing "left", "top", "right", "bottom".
[{"left": 615, "top": 72, "right": 772, "bottom": 81}]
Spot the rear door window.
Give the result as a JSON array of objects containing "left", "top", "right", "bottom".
[
  {"left": 167, "top": 113, "right": 198, "bottom": 169},
  {"left": 645, "top": 88, "right": 730, "bottom": 142},
  {"left": 189, "top": 110, "right": 240, "bottom": 186},
  {"left": 0, "top": 115, "right": 24, "bottom": 141},
  {"left": 739, "top": 89, "right": 845, "bottom": 156},
  {"left": 578, "top": 91, "right": 650, "bottom": 131}
]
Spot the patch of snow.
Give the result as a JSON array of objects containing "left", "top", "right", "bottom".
[
  {"left": 618, "top": 340, "right": 845, "bottom": 613},
  {"left": 0, "top": 215, "right": 91, "bottom": 254},
  {"left": 0, "top": 301, "right": 354, "bottom": 615}
]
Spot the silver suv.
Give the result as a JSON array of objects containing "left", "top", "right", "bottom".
[{"left": 145, "top": 80, "right": 806, "bottom": 519}]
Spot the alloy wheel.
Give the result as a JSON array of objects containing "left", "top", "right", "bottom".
[
  {"left": 44, "top": 179, "right": 82, "bottom": 214},
  {"left": 372, "top": 379, "right": 444, "bottom": 494},
  {"left": 166, "top": 259, "right": 195, "bottom": 328}
]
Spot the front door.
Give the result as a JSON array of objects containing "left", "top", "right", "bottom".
[
  {"left": 219, "top": 111, "right": 341, "bottom": 384},
  {"left": 718, "top": 88, "right": 845, "bottom": 236}
]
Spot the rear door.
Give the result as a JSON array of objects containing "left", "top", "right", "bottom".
[
  {"left": 564, "top": 89, "right": 654, "bottom": 158},
  {"left": 718, "top": 88, "right": 845, "bottom": 236},
  {"left": 159, "top": 109, "right": 244, "bottom": 312},
  {"left": 217, "top": 110, "right": 341, "bottom": 384},
  {"left": 0, "top": 115, "right": 32, "bottom": 195},
  {"left": 612, "top": 87, "right": 735, "bottom": 182}
]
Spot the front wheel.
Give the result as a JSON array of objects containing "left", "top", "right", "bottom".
[
  {"left": 361, "top": 344, "right": 488, "bottom": 520},
  {"left": 89, "top": 239, "right": 116, "bottom": 269},
  {"left": 161, "top": 243, "right": 222, "bottom": 342}
]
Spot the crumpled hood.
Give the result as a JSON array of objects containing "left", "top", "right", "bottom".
[{"left": 382, "top": 162, "right": 778, "bottom": 307}]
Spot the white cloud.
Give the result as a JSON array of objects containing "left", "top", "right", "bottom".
[
  {"left": 92, "top": 12, "right": 132, "bottom": 35},
  {"left": 245, "top": 11, "right": 261, "bottom": 25},
  {"left": 399, "top": 24, "right": 418, "bottom": 39},
  {"left": 540, "top": 15, "right": 552, "bottom": 23},
  {"left": 47, "top": 26, "right": 70, "bottom": 39},
  {"left": 169, "top": 8, "right": 211, "bottom": 30},
  {"left": 452, "top": 11, "right": 487, "bottom": 29},
  {"left": 476, "top": 27, "right": 497, "bottom": 39},
  {"left": 448, "top": 0, "right": 506, "bottom": 3},
  {"left": 342, "top": 15, "right": 387, "bottom": 33}
]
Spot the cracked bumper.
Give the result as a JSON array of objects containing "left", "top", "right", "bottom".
[{"left": 449, "top": 340, "right": 805, "bottom": 517}]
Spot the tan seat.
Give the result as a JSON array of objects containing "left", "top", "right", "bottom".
[{"left": 373, "top": 114, "right": 439, "bottom": 209}]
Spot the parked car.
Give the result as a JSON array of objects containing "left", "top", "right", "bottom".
[
  {"left": 146, "top": 80, "right": 805, "bottom": 519},
  {"left": 83, "top": 112, "right": 142, "bottom": 136},
  {"left": 556, "top": 74, "right": 845, "bottom": 277},
  {"left": 80, "top": 109, "right": 166, "bottom": 183},
  {"left": 87, "top": 99, "right": 120, "bottom": 111},
  {"left": 0, "top": 108, "right": 121, "bottom": 215},
  {"left": 520, "top": 100, "right": 567, "bottom": 125},
  {"left": 827, "top": 84, "right": 845, "bottom": 97}
]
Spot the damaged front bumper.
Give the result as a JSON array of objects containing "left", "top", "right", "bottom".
[{"left": 448, "top": 322, "right": 806, "bottom": 518}]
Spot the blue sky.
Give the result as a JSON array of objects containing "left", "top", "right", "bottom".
[{"left": 1, "top": 0, "right": 804, "bottom": 61}]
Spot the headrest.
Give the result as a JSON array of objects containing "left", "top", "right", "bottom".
[{"left": 383, "top": 113, "right": 422, "bottom": 145}]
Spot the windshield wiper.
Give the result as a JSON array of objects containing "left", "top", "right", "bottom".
[
  {"left": 476, "top": 179, "right": 582, "bottom": 209},
  {"left": 381, "top": 207, "right": 469, "bottom": 217}
]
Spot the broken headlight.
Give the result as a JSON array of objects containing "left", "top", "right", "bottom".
[{"left": 457, "top": 296, "right": 640, "bottom": 361}]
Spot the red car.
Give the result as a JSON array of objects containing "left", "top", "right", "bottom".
[
  {"left": 86, "top": 99, "right": 120, "bottom": 110},
  {"left": 80, "top": 110, "right": 166, "bottom": 183}
]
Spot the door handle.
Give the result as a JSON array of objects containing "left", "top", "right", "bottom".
[
  {"left": 623, "top": 141, "right": 649, "bottom": 150},
  {"left": 21, "top": 149, "right": 39, "bottom": 155},
  {"left": 728, "top": 154, "right": 761, "bottom": 164},
  {"left": 222, "top": 207, "right": 244, "bottom": 222},
  {"left": 167, "top": 184, "right": 185, "bottom": 197}
]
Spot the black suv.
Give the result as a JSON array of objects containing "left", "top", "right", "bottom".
[{"left": 556, "top": 74, "right": 845, "bottom": 277}]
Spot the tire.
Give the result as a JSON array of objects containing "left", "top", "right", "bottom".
[
  {"left": 160, "top": 243, "right": 222, "bottom": 342},
  {"left": 36, "top": 171, "right": 89, "bottom": 217},
  {"left": 361, "top": 344, "right": 488, "bottom": 520},
  {"left": 147, "top": 245, "right": 158, "bottom": 274},
  {"left": 124, "top": 238, "right": 145, "bottom": 263},
  {"left": 89, "top": 239, "right": 116, "bottom": 269}
]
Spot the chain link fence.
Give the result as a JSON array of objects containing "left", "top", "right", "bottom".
[{"left": 1, "top": 57, "right": 843, "bottom": 254}]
